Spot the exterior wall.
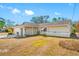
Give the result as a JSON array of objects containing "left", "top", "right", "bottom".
[
  {"left": 39, "top": 20, "right": 72, "bottom": 37},
  {"left": 14, "top": 27, "right": 22, "bottom": 37},
  {"left": 23, "top": 27, "right": 38, "bottom": 36},
  {"left": 14, "top": 27, "right": 38, "bottom": 37},
  {"left": 13, "top": 20, "right": 72, "bottom": 38},
  {"left": 46, "top": 25, "right": 71, "bottom": 37}
]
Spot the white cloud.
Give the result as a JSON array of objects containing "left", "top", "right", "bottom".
[
  {"left": 25, "top": 10, "right": 34, "bottom": 16},
  {"left": 12, "top": 8, "right": 21, "bottom": 14},
  {"left": 0, "top": 5, "right": 21, "bottom": 15},
  {"left": 0, "top": 5, "right": 13, "bottom": 10},
  {"left": 54, "top": 12, "right": 61, "bottom": 16}
]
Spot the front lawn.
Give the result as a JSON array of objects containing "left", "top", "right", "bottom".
[{"left": 0, "top": 36, "right": 79, "bottom": 56}]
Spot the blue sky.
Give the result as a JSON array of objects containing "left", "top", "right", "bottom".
[{"left": 0, "top": 3, "right": 79, "bottom": 24}]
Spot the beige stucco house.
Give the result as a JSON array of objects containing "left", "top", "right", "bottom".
[{"left": 13, "top": 20, "right": 72, "bottom": 37}]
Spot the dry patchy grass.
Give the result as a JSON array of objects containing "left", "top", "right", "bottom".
[{"left": 0, "top": 36, "right": 79, "bottom": 56}]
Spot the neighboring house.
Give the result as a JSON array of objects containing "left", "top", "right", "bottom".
[{"left": 13, "top": 20, "right": 72, "bottom": 37}]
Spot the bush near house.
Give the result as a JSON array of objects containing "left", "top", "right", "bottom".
[
  {"left": 70, "top": 24, "right": 77, "bottom": 38},
  {"left": 6, "top": 28, "right": 14, "bottom": 35}
]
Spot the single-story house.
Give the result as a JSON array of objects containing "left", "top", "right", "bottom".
[
  {"left": 13, "top": 20, "right": 72, "bottom": 37},
  {"left": 13, "top": 23, "right": 38, "bottom": 37}
]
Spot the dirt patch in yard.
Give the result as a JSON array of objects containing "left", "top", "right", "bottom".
[{"left": 59, "top": 39, "right": 79, "bottom": 52}]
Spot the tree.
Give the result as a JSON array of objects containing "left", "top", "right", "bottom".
[
  {"left": 43, "top": 15, "right": 49, "bottom": 23},
  {"left": 31, "top": 17, "right": 38, "bottom": 23},
  {"left": 31, "top": 15, "right": 49, "bottom": 23},
  {"left": 52, "top": 17, "right": 67, "bottom": 22},
  {"left": 58, "top": 17, "right": 61, "bottom": 20},
  {"left": 52, "top": 17, "right": 57, "bottom": 22},
  {"left": 0, "top": 17, "right": 5, "bottom": 28}
]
